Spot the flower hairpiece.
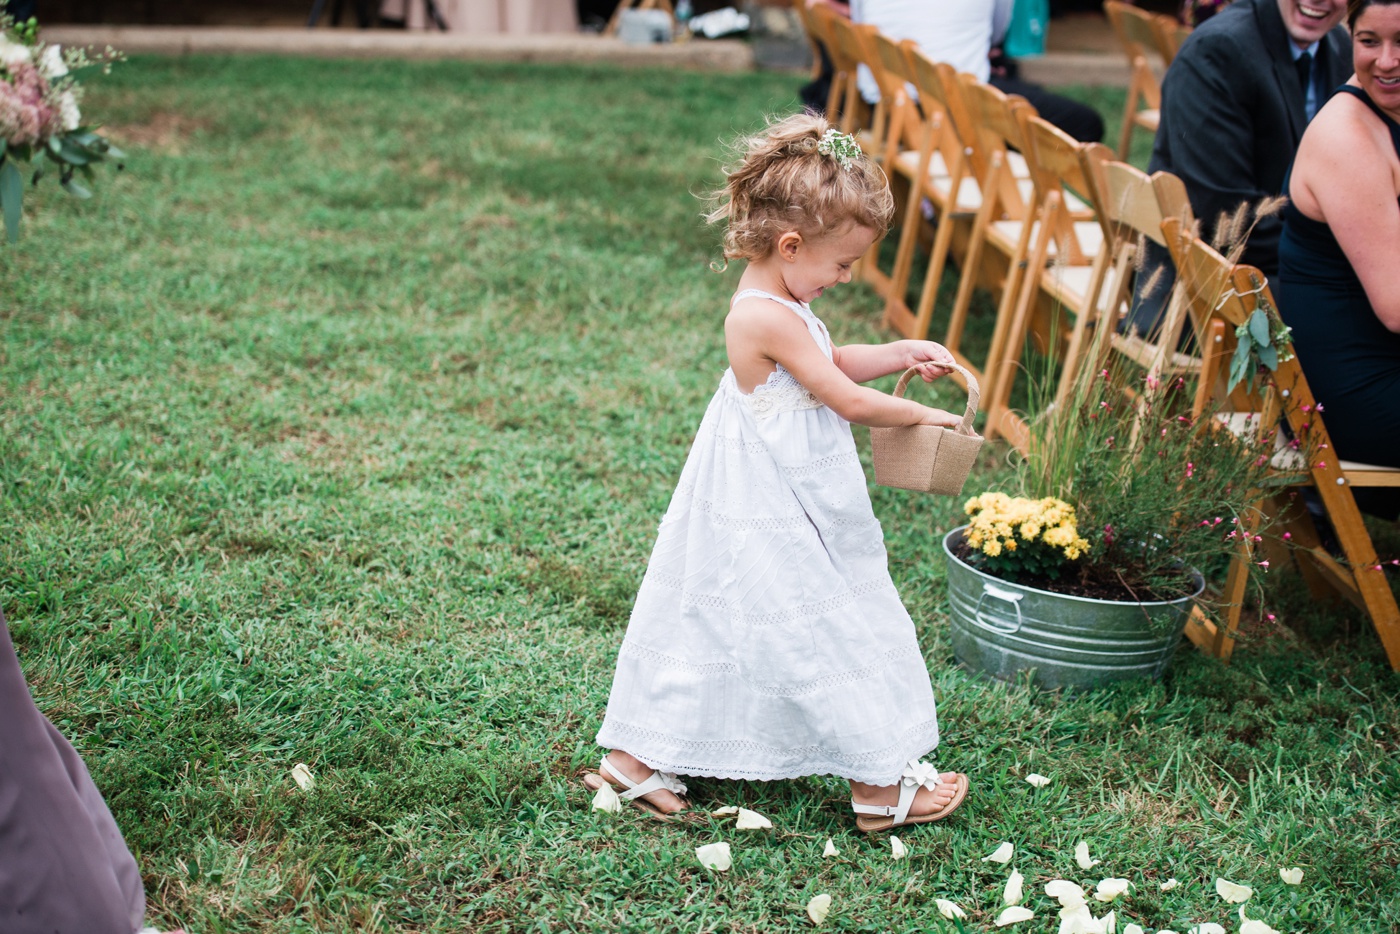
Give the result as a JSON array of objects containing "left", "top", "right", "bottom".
[{"left": 816, "top": 128, "right": 861, "bottom": 170}]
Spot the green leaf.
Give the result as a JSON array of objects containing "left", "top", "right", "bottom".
[
  {"left": 1257, "top": 343, "right": 1279, "bottom": 371},
  {"left": 61, "top": 175, "right": 93, "bottom": 199},
  {"left": 1248, "top": 308, "right": 1271, "bottom": 346},
  {"left": 1227, "top": 335, "right": 1253, "bottom": 391},
  {"left": 0, "top": 157, "right": 22, "bottom": 243}
]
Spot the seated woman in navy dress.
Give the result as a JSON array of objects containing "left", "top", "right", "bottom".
[{"left": 1277, "top": 0, "right": 1400, "bottom": 518}]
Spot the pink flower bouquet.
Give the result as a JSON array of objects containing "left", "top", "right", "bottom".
[{"left": 1, "top": 14, "right": 123, "bottom": 242}]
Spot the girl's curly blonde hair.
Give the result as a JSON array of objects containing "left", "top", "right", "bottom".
[{"left": 705, "top": 112, "right": 895, "bottom": 263}]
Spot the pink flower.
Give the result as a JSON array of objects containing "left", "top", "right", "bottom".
[
  {"left": 1185, "top": 462, "right": 1195, "bottom": 479},
  {"left": 1301, "top": 404, "right": 1312, "bottom": 413},
  {"left": 1316, "top": 403, "right": 1325, "bottom": 412},
  {"left": 1283, "top": 532, "right": 1292, "bottom": 541},
  {"left": 1258, "top": 560, "right": 1270, "bottom": 569}
]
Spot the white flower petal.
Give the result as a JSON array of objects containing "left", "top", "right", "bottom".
[
  {"left": 1101, "top": 909, "right": 1117, "bottom": 933},
  {"left": 1188, "top": 925, "right": 1225, "bottom": 934},
  {"left": 806, "top": 893, "right": 832, "bottom": 925},
  {"left": 291, "top": 763, "right": 314, "bottom": 791},
  {"left": 1058, "top": 904, "right": 1102, "bottom": 934},
  {"left": 1279, "top": 867, "right": 1303, "bottom": 885},
  {"left": 1239, "top": 919, "right": 1281, "bottom": 934},
  {"left": 735, "top": 807, "right": 772, "bottom": 830},
  {"left": 1075, "top": 840, "right": 1101, "bottom": 870},
  {"left": 983, "top": 841, "right": 1015, "bottom": 863},
  {"left": 995, "top": 906, "right": 1036, "bottom": 927},
  {"left": 890, "top": 835, "right": 908, "bottom": 860},
  {"left": 1094, "top": 878, "right": 1131, "bottom": 902},
  {"left": 1122, "top": 924, "right": 1145, "bottom": 934},
  {"left": 1046, "top": 879, "right": 1088, "bottom": 907},
  {"left": 1026, "top": 773, "right": 1053, "bottom": 787},
  {"left": 936, "top": 898, "right": 968, "bottom": 920},
  {"left": 822, "top": 838, "right": 838, "bottom": 858},
  {"left": 695, "top": 842, "right": 732, "bottom": 871},
  {"left": 1214, "top": 878, "right": 1253, "bottom": 903},
  {"left": 591, "top": 780, "right": 622, "bottom": 813},
  {"left": 1159, "top": 878, "right": 1180, "bottom": 891},
  {"left": 711, "top": 805, "right": 739, "bottom": 816},
  {"left": 1004, "top": 868, "right": 1025, "bottom": 906}
]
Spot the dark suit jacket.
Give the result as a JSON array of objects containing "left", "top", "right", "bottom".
[{"left": 1147, "top": 0, "right": 1352, "bottom": 275}]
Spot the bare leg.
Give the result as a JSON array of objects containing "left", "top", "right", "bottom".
[
  {"left": 849, "top": 772, "right": 961, "bottom": 817},
  {"left": 598, "top": 749, "right": 687, "bottom": 813}
]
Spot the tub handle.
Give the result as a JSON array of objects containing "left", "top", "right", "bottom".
[{"left": 973, "top": 583, "right": 1025, "bottom": 634}]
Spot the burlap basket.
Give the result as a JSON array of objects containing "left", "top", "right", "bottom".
[{"left": 871, "top": 362, "right": 983, "bottom": 495}]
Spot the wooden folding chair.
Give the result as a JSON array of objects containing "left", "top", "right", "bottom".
[
  {"left": 1162, "top": 217, "right": 1400, "bottom": 669},
  {"left": 979, "top": 115, "right": 1114, "bottom": 449},
  {"left": 920, "top": 77, "right": 1072, "bottom": 439},
  {"left": 791, "top": 0, "right": 827, "bottom": 89},
  {"left": 1103, "top": 0, "right": 1164, "bottom": 160},
  {"left": 858, "top": 30, "right": 934, "bottom": 301},
  {"left": 804, "top": 1, "right": 849, "bottom": 124},
  {"left": 1079, "top": 148, "right": 1200, "bottom": 388},
  {"left": 824, "top": 18, "right": 882, "bottom": 147}
]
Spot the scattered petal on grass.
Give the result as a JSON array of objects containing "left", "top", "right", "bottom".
[
  {"left": 1026, "top": 773, "right": 1052, "bottom": 787},
  {"left": 711, "top": 806, "right": 739, "bottom": 817},
  {"left": 995, "top": 906, "right": 1035, "bottom": 927},
  {"left": 591, "top": 781, "right": 622, "bottom": 814},
  {"left": 1046, "top": 879, "right": 1087, "bottom": 907},
  {"left": 822, "top": 838, "right": 838, "bottom": 858},
  {"left": 1214, "top": 878, "right": 1252, "bottom": 903},
  {"left": 806, "top": 893, "right": 832, "bottom": 925},
  {"left": 1101, "top": 910, "right": 1116, "bottom": 933},
  {"left": 1122, "top": 924, "right": 1145, "bottom": 934},
  {"left": 1159, "top": 878, "right": 1180, "bottom": 891},
  {"left": 735, "top": 807, "right": 772, "bottom": 830},
  {"left": 1278, "top": 867, "right": 1303, "bottom": 885},
  {"left": 890, "top": 835, "right": 908, "bottom": 860},
  {"left": 1094, "top": 878, "right": 1131, "bottom": 902},
  {"left": 1188, "top": 924, "right": 1225, "bottom": 934},
  {"left": 695, "top": 842, "right": 732, "bottom": 871},
  {"left": 291, "top": 763, "right": 314, "bottom": 791},
  {"left": 1075, "top": 840, "right": 1101, "bottom": 870},
  {"left": 1004, "top": 869, "right": 1025, "bottom": 906},
  {"left": 1058, "top": 904, "right": 1103, "bottom": 934},
  {"left": 1239, "top": 917, "right": 1280, "bottom": 934},
  {"left": 983, "top": 841, "right": 1015, "bottom": 863},
  {"left": 936, "top": 899, "right": 968, "bottom": 920}
]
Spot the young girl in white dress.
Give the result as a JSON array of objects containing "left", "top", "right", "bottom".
[{"left": 584, "top": 113, "right": 970, "bottom": 832}]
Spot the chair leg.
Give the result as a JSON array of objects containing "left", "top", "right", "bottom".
[{"left": 944, "top": 156, "right": 1005, "bottom": 357}]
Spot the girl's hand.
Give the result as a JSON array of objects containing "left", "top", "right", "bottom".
[
  {"left": 919, "top": 406, "right": 961, "bottom": 428},
  {"left": 906, "top": 341, "right": 956, "bottom": 381}
]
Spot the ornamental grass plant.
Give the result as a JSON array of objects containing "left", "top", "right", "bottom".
[{"left": 962, "top": 320, "right": 1280, "bottom": 604}]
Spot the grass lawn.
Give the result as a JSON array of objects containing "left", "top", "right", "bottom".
[{"left": 2, "top": 54, "right": 1398, "bottom": 933}]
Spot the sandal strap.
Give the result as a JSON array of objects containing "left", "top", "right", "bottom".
[
  {"left": 599, "top": 754, "right": 688, "bottom": 800},
  {"left": 850, "top": 759, "right": 943, "bottom": 825}
]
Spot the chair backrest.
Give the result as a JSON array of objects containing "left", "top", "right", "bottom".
[
  {"left": 791, "top": 0, "right": 828, "bottom": 80},
  {"left": 866, "top": 30, "right": 924, "bottom": 151},
  {"left": 1105, "top": 0, "right": 1164, "bottom": 61},
  {"left": 1153, "top": 14, "right": 1191, "bottom": 63},
  {"left": 824, "top": 17, "right": 880, "bottom": 134}
]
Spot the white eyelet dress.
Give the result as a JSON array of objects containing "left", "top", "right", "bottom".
[{"left": 595, "top": 290, "right": 939, "bottom": 785}]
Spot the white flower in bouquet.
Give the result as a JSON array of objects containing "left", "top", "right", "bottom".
[
  {"left": 56, "top": 89, "right": 79, "bottom": 131},
  {"left": 37, "top": 43, "right": 66, "bottom": 79},
  {"left": 0, "top": 35, "right": 30, "bottom": 69}
]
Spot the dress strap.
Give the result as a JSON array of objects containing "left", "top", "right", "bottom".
[
  {"left": 1332, "top": 85, "right": 1400, "bottom": 158},
  {"left": 730, "top": 288, "right": 807, "bottom": 312}
]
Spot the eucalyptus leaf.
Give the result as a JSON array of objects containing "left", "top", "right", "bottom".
[
  {"left": 0, "top": 157, "right": 22, "bottom": 242},
  {"left": 61, "top": 176, "right": 93, "bottom": 199},
  {"left": 1258, "top": 343, "right": 1279, "bottom": 371},
  {"left": 1248, "top": 308, "right": 1271, "bottom": 346},
  {"left": 1228, "top": 335, "right": 1253, "bottom": 390}
]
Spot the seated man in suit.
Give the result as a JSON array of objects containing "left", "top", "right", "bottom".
[{"left": 1128, "top": 0, "right": 1351, "bottom": 334}]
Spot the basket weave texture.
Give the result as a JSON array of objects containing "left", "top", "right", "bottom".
[{"left": 871, "top": 363, "right": 984, "bottom": 496}]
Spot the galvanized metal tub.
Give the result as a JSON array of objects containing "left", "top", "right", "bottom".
[{"left": 942, "top": 527, "right": 1204, "bottom": 690}]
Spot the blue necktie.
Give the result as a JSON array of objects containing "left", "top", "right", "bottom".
[{"left": 1296, "top": 51, "right": 1315, "bottom": 119}]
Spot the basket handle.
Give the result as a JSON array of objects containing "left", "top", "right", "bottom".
[{"left": 891, "top": 362, "right": 979, "bottom": 435}]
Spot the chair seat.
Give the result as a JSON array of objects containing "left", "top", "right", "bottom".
[
  {"left": 1215, "top": 413, "right": 1400, "bottom": 482},
  {"left": 1109, "top": 331, "right": 1200, "bottom": 372},
  {"left": 990, "top": 218, "right": 1105, "bottom": 260},
  {"left": 1133, "top": 109, "right": 1160, "bottom": 131},
  {"left": 929, "top": 174, "right": 989, "bottom": 213},
  {"left": 893, "top": 148, "right": 952, "bottom": 181}
]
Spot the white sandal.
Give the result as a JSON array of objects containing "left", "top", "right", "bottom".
[
  {"left": 581, "top": 754, "right": 689, "bottom": 820},
  {"left": 852, "top": 759, "right": 969, "bottom": 833}
]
